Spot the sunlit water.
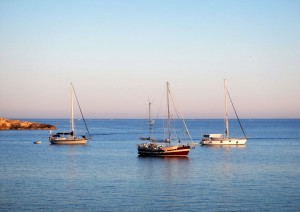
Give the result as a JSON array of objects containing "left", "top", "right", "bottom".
[{"left": 0, "top": 119, "right": 300, "bottom": 211}]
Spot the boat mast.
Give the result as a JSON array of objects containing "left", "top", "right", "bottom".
[
  {"left": 224, "top": 79, "right": 229, "bottom": 138},
  {"left": 166, "top": 81, "right": 171, "bottom": 143},
  {"left": 148, "top": 100, "right": 153, "bottom": 138},
  {"left": 71, "top": 83, "right": 75, "bottom": 136}
]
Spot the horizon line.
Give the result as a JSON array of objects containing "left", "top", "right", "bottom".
[{"left": 3, "top": 117, "right": 300, "bottom": 120}]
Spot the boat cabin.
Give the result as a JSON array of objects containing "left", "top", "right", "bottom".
[
  {"left": 52, "top": 131, "right": 73, "bottom": 137},
  {"left": 202, "top": 134, "right": 224, "bottom": 140}
]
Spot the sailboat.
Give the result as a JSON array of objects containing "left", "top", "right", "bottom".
[
  {"left": 200, "top": 80, "right": 247, "bottom": 145},
  {"left": 49, "top": 83, "right": 90, "bottom": 145},
  {"left": 139, "top": 100, "right": 155, "bottom": 141},
  {"left": 137, "top": 82, "right": 192, "bottom": 157}
]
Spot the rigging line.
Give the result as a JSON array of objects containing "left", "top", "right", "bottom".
[
  {"left": 156, "top": 84, "right": 165, "bottom": 119},
  {"left": 226, "top": 89, "right": 247, "bottom": 138},
  {"left": 141, "top": 100, "right": 150, "bottom": 134},
  {"left": 168, "top": 87, "right": 193, "bottom": 142},
  {"left": 172, "top": 103, "right": 185, "bottom": 142},
  {"left": 171, "top": 114, "right": 181, "bottom": 142},
  {"left": 162, "top": 115, "right": 167, "bottom": 142},
  {"left": 170, "top": 91, "right": 192, "bottom": 142},
  {"left": 168, "top": 89, "right": 180, "bottom": 136},
  {"left": 178, "top": 116, "right": 188, "bottom": 141},
  {"left": 175, "top": 113, "right": 188, "bottom": 142},
  {"left": 71, "top": 83, "right": 91, "bottom": 139}
]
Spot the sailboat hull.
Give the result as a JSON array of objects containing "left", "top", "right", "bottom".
[
  {"left": 200, "top": 138, "right": 247, "bottom": 145},
  {"left": 49, "top": 138, "right": 88, "bottom": 145},
  {"left": 138, "top": 145, "right": 190, "bottom": 157}
]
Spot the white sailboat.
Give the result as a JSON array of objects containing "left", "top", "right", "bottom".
[
  {"left": 201, "top": 80, "right": 247, "bottom": 145},
  {"left": 138, "top": 82, "right": 192, "bottom": 156},
  {"left": 49, "top": 83, "right": 90, "bottom": 145}
]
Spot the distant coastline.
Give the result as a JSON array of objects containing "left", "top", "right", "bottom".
[{"left": 0, "top": 118, "right": 56, "bottom": 130}]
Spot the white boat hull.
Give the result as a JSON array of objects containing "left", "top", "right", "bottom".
[
  {"left": 201, "top": 138, "right": 247, "bottom": 145},
  {"left": 49, "top": 138, "right": 87, "bottom": 145}
]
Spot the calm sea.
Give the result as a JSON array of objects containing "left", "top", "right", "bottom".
[{"left": 0, "top": 119, "right": 299, "bottom": 211}]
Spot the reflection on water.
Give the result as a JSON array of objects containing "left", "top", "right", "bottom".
[
  {"left": 200, "top": 145, "right": 246, "bottom": 150},
  {"left": 137, "top": 156, "right": 190, "bottom": 181},
  {"left": 66, "top": 147, "right": 78, "bottom": 181},
  {"left": 138, "top": 156, "right": 189, "bottom": 160},
  {"left": 200, "top": 144, "right": 247, "bottom": 178}
]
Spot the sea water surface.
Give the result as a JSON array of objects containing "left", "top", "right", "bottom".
[{"left": 0, "top": 119, "right": 300, "bottom": 211}]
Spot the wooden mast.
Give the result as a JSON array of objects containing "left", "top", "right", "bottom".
[
  {"left": 71, "top": 83, "right": 75, "bottom": 136},
  {"left": 148, "top": 100, "right": 153, "bottom": 139},
  {"left": 166, "top": 81, "right": 171, "bottom": 143},
  {"left": 224, "top": 79, "right": 229, "bottom": 138}
]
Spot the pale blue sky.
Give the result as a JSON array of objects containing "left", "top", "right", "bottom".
[{"left": 0, "top": 0, "right": 299, "bottom": 118}]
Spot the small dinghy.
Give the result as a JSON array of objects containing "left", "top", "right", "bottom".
[{"left": 33, "top": 141, "right": 42, "bottom": 144}]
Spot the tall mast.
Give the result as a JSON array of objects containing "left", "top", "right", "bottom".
[
  {"left": 71, "top": 83, "right": 75, "bottom": 135},
  {"left": 166, "top": 81, "right": 171, "bottom": 142},
  {"left": 148, "top": 100, "right": 153, "bottom": 138},
  {"left": 224, "top": 79, "right": 229, "bottom": 138}
]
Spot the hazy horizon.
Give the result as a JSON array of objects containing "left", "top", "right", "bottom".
[{"left": 1, "top": 0, "right": 299, "bottom": 119}]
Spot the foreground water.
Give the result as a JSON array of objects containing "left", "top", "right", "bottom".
[{"left": 0, "top": 119, "right": 299, "bottom": 211}]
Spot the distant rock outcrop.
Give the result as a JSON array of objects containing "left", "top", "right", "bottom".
[{"left": 0, "top": 118, "right": 56, "bottom": 130}]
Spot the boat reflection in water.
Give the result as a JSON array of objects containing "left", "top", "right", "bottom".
[
  {"left": 137, "top": 155, "right": 191, "bottom": 180},
  {"left": 201, "top": 144, "right": 247, "bottom": 149}
]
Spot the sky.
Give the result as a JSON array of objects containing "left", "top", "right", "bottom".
[{"left": 0, "top": 0, "right": 299, "bottom": 119}]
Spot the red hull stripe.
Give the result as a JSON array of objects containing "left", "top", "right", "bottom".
[{"left": 138, "top": 149, "right": 190, "bottom": 157}]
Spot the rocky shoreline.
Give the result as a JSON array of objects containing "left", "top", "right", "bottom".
[{"left": 0, "top": 118, "right": 56, "bottom": 130}]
